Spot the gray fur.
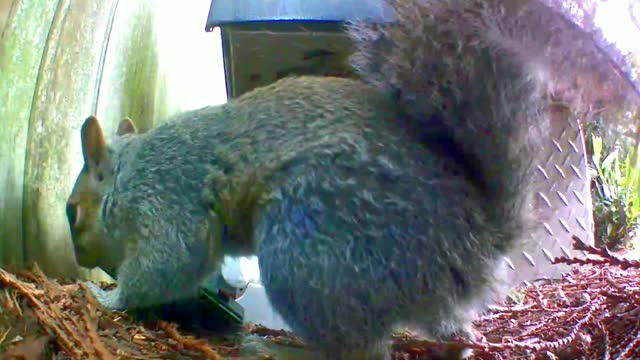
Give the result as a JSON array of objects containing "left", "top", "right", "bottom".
[{"left": 72, "top": 0, "right": 640, "bottom": 359}]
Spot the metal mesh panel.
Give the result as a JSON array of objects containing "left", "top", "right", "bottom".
[{"left": 502, "top": 111, "right": 594, "bottom": 285}]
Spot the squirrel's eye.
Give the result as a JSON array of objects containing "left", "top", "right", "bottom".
[
  {"left": 96, "top": 172, "right": 104, "bottom": 182},
  {"left": 66, "top": 202, "right": 78, "bottom": 227}
]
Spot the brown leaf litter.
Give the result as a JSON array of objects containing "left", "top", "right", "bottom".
[{"left": 1, "top": 235, "right": 639, "bottom": 359}]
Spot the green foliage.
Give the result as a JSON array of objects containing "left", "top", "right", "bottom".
[{"left": 590, "top": 133, "right": 640, "bottom": 249}]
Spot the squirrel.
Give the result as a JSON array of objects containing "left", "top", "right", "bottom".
[{"left": 65, "top": 0, "right": 639, "bottom": 358}]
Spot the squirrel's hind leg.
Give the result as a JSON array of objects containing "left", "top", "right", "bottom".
[
  {"left": 258, "top": 256, "right": 392, "bottom": 359},
  {"left": 255, "top": 147, "right": 469, "bottom": 358}
]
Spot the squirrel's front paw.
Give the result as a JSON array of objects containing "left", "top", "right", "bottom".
[{"left": 84, "top": 281, "right": 125, "bottom": 310}]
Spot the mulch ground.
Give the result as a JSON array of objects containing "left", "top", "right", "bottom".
[{"left": 1, "top": 236, "right": 639, "bottom": 359}]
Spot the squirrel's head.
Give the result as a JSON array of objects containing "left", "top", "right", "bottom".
[{"left": 66, "top": 116, "right": 137, "bottom": 270}]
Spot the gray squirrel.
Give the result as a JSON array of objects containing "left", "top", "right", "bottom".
[{"left": 65, "top": 0, "right": 639, "bottom": 358}]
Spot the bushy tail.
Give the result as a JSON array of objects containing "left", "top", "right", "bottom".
[{"left": 347, "top": 0, "right": 640, "bottom": 246}]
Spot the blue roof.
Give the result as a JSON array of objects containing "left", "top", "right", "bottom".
[{"left": 205, "top": 0, "right": 394, "bottom": 30}]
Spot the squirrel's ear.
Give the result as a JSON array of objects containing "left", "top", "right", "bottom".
[
  {"left": 116, "top": 117, "right": 137, "bottom": 136},
  {"left": 80, "top": 116, "right": 107, "bottom": 167}
]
